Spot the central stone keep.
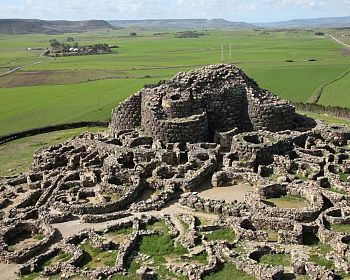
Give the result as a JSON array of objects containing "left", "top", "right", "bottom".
[{"left": 111, "top": 64, "right": 304, "bottom": 143}]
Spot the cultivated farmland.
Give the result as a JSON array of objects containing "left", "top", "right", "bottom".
[
  {"left": 0, "top": 28, "right": 350, "bottom": 135},
  {"left": 318, "top": 70, "right": 350, "bottom": 107}
]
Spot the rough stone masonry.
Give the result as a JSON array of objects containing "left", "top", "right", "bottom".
[{"left": 110, "top": 64, "right": 315, "bottom": 143}]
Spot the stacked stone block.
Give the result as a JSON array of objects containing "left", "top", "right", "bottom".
[{"left": 111, "top": 64, "right": 314, "bottom": 144}]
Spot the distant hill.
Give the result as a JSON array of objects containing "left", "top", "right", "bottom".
[
  {"left": 108, "top": 19, "right": 255, "bottom": 29},
  {"left": 256, "top": 16, "right": 350, "bottom": 28},
  {"left": 0, "top": 19, "right": 117, "bottom": 34},
  {"left": 3, "top": 17, "right": 349, "bottom": 34}
]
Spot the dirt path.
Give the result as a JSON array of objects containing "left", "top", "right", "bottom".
[
  {"left": 329, "top": 34, "right": 350, "bottom": 49},
  {"left": 52, "top": 218, "right": 128, "bottom": 239},
  {"left": 308, "top": 68, "right": 350, "bottom": 104},
  {"left": 0, "top": 262, "right": 19, "bottom": 280},
  {"left": 40, "top": 50, "right": 55, "bottom": 61},
  {"left": 0, "top": 62, "right": 41, "bottom": 77},
  {"left": 306, "top": 34, "right": 350, "bottom": 104}
]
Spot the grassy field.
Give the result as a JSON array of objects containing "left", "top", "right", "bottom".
[
  {"left": 258, "top": 253, "right": 291, "bottom": 267},
  {"left": 318, "top": 70, "right": 350, "bottom": 107},
  {"left": 0, "top": 127, "right": 105, "bottom": 176},
  {"left": 0, "top": 78, "right": 156, "bottom": 135},
  {"left": 298, "top": 111, "right": 350, "bottom": 125},
  {"left": 0, "top": 28, "right": 350, "bottom": 136}
]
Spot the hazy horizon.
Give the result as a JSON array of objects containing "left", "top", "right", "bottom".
[
  {"left": 2, "top": 15, "right": 350, "bottom": 24},
  {"left": 1, "top": 0, "right": 350, "bottom": 23}
]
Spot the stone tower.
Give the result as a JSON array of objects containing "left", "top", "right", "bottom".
[{"left": 110, "top": 64, "right": 313, "bottom": 143}]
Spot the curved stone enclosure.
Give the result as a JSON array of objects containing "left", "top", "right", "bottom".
[{"left": 110, "top": 64, "right": 312, "bottom": 143}]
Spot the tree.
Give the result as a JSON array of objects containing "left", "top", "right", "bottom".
[
  {"left": 49, "top": 39, "right": 60, "bottom": 48},
  {"left": 67, "top": 37, "right": 74, "bottom": 42},
  {"left": 315, "top": 32, "right": 325, "bottom": 36},
  {"left": 130, "top": 32, "right": 137, "bottom": 36}
]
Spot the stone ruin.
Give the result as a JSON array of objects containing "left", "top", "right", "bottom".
[
  {"left": 0, "top": 64, "right": 350, "bottom": 279},
  {"left": 110, "top": 64, "right": 312, "bottom": 143}
]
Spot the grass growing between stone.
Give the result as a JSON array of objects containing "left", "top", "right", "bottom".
[
  {"left": 263, "top": 194, "right": 308, "bottom": 209},
  {"left": 339, "top": 172, "right": 349, "bottom": 182},
  {"left": 137, "top": 232, "right": 188, "bottom": 260},
  {"left": 21, "top": 273, "right": 42, "bottom": 280},
  {"left": 135, "top": 220, "right": 188, "bottom": 280},
  {"left": 258, "top": 253, "right": 291, "bottom": 267},
  {"left": 308, "top": 241, "right": 350, "bottom": 279},
  {"left": 294, "top": 174, "right": 308, "bottom": 181},
  {"left": 309, "top": 254, "right": 335, "bottom": 270},
  {"left": 190, "top": 251, "right": 208, "bottom": 265},
  {"left": 204, "top": 228, "right": 236, "bottom": 242},
  {"left": 203, "top": 262, "right": 255, "bottom": 280},
  {"left": 105, "top": 226, "right": 133, "bottom": 245},
  {"left": 53, "top": 251, "right": 72, "bottom": 263},
  {"left": 331, "top": 223, "right": 350, "bottom": 234},
  {"left": 79, "top": 240, "right": 119, "bottom": 269},
  {"left": 20, "top": 251, "right": 72, "bottom": 280},
  {"left": 39, "top": 251, "right": 73, "bottom": 270},
  {"left": 307, "top": 241, "right": 334, "bottom": 272},
  {"left": 177, "top": 217, "right": 190, "bottom": 231},
  {"left": 328, "top": 187, "right": 348, "bottom": 195},
  {"left": 267, "top": 173, "right": 279, "bottom": 181},
  {"left": 33, "top": 234, "right": 45, "bottom": 241},
  {"left": 109, "top": 260, "right": 141, "bottom": 280},
  {"left": 290, "top": 170, "right": 308, "bottom": 181},
  {"left": 145, "top": 220, "right": 169, "bottom": 234}
]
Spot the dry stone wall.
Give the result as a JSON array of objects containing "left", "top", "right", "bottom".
[{"left": 111, "top": 64, "right": 315, "bottom": 143}]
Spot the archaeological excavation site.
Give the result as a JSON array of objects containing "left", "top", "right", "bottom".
[{"left": 2, "top": 64, "right": 350, "bottom": 280}]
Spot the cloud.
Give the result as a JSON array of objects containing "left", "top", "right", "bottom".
[
  {"left": 264, "top": 0, "right": 350, "bottom": 10},
  {"left": 0, "top": 0, "right": 349, "bottom": 21},
  {"left": 0, "top": 0, "right": 258, "bottom": 20}
]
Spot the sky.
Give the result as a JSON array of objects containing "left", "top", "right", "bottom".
[{"left": 0, "top": 0, "right": 350, "bottom": 23}]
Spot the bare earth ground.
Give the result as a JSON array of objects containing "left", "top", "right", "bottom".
[
  {"left": 0, "top": 263, "right": 19, "bottom": 280},
  {"left": 198, "top": 180, "right": 253, "bottom": 203},
  {"left": 0, "top": 70, "right": 131, "bottom": 88},
  {"left": 10, "top": 236, "right": 39, "bottom": 252}
]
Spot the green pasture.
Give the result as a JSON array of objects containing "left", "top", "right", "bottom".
[
  {"left": 318, "top": 70, "right": 350, "bottom": 107},
  {"left": 0, "top": 78, "right": 157, "bottom": 135},
  {"left": 0, "top": 28, "right": 350, "bottom": 135}
]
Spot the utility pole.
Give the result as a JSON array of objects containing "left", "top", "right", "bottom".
[
  {"left": 229, "top": 44, "right": 232, "bottom": 62},
  {"left": 221, "top": 44, "right": 224, "bottom": 63},
  {"left": 97, "top": 92, "right": 100, "bottom": 111}
]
